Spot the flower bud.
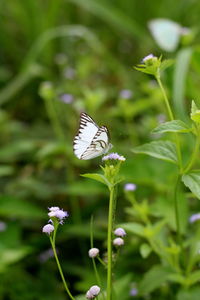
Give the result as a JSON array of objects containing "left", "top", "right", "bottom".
[
  {"left": 113, "top": 237, "right": 124, "bottom": 246},
  {"left": 86, "top": 285, "right": 100, "bottom": 299},
  {"left": 88, "top": 248, "right": 99, "bottom": 258},
  {"left": 114, "top": 228, "right": 126, "bottom": 237},
  {"left": 42, "top": 224, "right": 54, "bottom": 235}
]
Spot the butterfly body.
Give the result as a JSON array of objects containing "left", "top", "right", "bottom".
[{"left": 73, "top": 113, "right": 112, "bottom": 160}]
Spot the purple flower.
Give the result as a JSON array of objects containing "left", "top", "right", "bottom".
[
  {"left": 48, "top": 208, "right": 69, "bottom": 224},
  {"left": 42, "top": 224, "right": 54, "bottom": 235},
  {"left": 114, "top": 228, "right": 126, "bottom": 237},
  {"left": 119, "top": 89, "right": 133, "bottom": 99},
  {"left": 86, "top": 285, "right": 101, "bottom": 299},
  {"left": 0, "top": 221, "right": 7, "bottom": 232},
  {"left": 124, "top": 183, "right": 137, "bottom": 191},
  {"left": 189, "top": 213, "right": 200, "bottom": 223},
  {"left": 113, "top": 237, "right": 124, "bottom": 246},
  {"left": 130, "top": 288, "right": 138, "bottom": 296},
  {"left": 88, "top": 248, "right": 100, "bottom": 258},
  {"left": 102, "top": 152, "right": 126, "bottom": 161},
  {"left": 142, "top": 54, "right": 156, "bottom": 63},
  {"left": 59, "top": 94, "right": 74, "bottom": 104}
]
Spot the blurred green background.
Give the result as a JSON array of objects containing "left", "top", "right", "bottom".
[{"left": 1, "top": 0, "right": 200, "bottom": 299}]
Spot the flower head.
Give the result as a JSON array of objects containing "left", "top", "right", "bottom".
[
  {"left": 88, "top": 248, "right": 100, "bottom": 258},
  {"left": 119, "top": 89, "right": 133, "bottom": 99},
  {"left": 130, "top": 287, "right": 138, "bottom": 297},
  {"left": 189, "top": 213, "right": 200, "bottom": 223},
  {"left": 48, "top": 207, "right": 69, "bottom": 224},
  {"left": 113, "top": 237, "right": 124, "bottom": 246},
  {"left": 86, "top": 285, "right": 100, "bottom": 299},
  {"left": 102, "top": 152, "right": 126, "bottom": 161},
  {"left": 124, "top": 183, "right": 137, "bottom": 191},
  {"left": 59, "top": 93, "right": 74, "bottom": 104},
  {"left": 42, "top": 224, "right": 54, "bottom": 235},
  {"left": 114, "top": 227, "right": 126, "bottom": 237},
  {"left": 142, "top": 54, "right": 156, "bottom": 63}
]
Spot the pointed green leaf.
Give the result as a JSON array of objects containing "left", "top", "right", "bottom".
[
  {"left": 152, "top": 120, "right": 191, "bottom": 134},
  {"left": 132, "top": 140, "right": 178, "bottom": 164},
  {"left": 182, "top": 172, "right": 200, "bottom": 199},
  {"left": 81, "top": 173, "right": 111, "bottom": 188}
]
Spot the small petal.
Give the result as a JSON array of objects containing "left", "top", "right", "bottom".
[
  {"left": 113, "top": 237, "right": 124, "bottom": 246},
  {"left": 88, "top": 248, "right": 100, "bottom": 258},
  {"left": 114, "top": 228, "right": 126, "bottom": 237},
  {"left": 42, "top": 224, "right": 54, "bottom": 235}
]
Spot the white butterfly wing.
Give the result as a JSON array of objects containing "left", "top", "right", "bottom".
[
  {"left": 148, "top": 19, "right": 181, "bottom": 52},
  {"left": 80, "top": 126, "right": 110, "bottom": 160},
  {"left": 73, "top": 113, "right": 99, "bottom": 159}
]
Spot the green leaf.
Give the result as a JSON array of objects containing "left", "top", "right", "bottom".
[
  {"left": 187, "top": 270, "right": 200, "bottom": 285},
  {"left": 81, "top": 173, "right": 111, "bottom": 188},
  {"left": 160, "top": 59, "right": 174, "bottom": 71},
  {"left": 139, "top": 265, "right": 172, "bottom": 295},
  {"left": 132, "top": 140, "right": 178, "bottom": 164},
  {"left": 152, "top": 120, "right": 191, "bottom": 134},
  {"left": 177, "top": 287, "right": 200, "bottom": 300},
  {"left": 182, "top": 172, "right": 200, "bottom": 199},
  {"left": 190, "top": 100, "right": 200, "bottom": 123},
  {"left": 140, "top": 243, "right": 152, "bottom": 258}
]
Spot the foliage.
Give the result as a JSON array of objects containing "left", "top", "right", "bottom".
[{"left": 1, "top": 0, "right": 200, "bottom": 299}]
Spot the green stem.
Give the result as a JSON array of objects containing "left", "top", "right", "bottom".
[
  {"left": 50, "top": 237, "right": 75, "bottom": 300},
  {"left": 174, "top": 176, "right": 183, "bottom": 253},
  {"left": 107, "top": 185, "right": 115, "bottom": 300},
  {"left": 184, "top": 126, "right": 200, "bottom": 173},
  {"left": 156, "top": 75, "right": 174, "bottom": 121},
  {"left": 156, "top": 74, "right": 183, "bottom": 172},
  {"left": 90, "top": 216, "right": 103, "bottom": 290}
]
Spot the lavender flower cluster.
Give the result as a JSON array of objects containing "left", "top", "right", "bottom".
[
  {"left": 42, "top": 206, "right": 69, "bottom": 235},
  {"left": 102, "top": 152, "right": 126, "bottom": 161}
]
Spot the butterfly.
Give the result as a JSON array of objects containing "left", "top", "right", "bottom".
[
  {"left": 73, "top": 112, "right": 113, "bottom": 160},
  {"left": 148, "top": 19, "right": 184, "bottom": 52}
]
